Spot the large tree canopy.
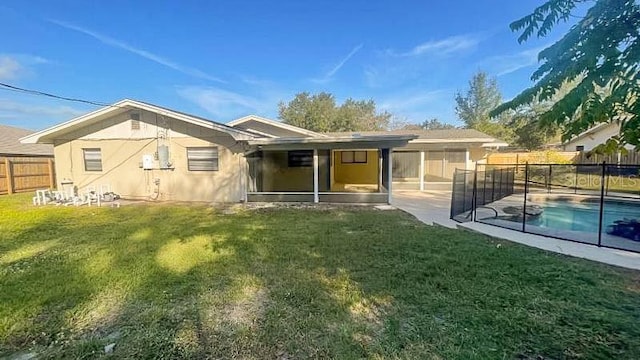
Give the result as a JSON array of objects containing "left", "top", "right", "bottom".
[
  {"left": 492, "top": 0, "right": 640, "bottom": 150},
  {"left": 278, "top": 92, "right": 391, "bottom": 132}
]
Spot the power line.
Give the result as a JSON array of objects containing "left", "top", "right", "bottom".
[{"left": 0, "top": 82, "right": 119, "bottom": 108}]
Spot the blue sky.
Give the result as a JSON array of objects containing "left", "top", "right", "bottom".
[{"left": 0, "top": 0, "right": 580, "bottom": 130}]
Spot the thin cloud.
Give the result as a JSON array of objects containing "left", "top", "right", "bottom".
[
  {"left": 389, "top": 35, "right": 480, "bottom": 57},
  {"left": 380, "top": 89, "right": 449, "bottom": 111},
  {"left": 0, "top": 98, "right": 86, "bottom": 119},
  {"left": 482, "top": 45, "right": 549, "bottom": 76},
  {"left": 0, "top": 56, "right": 22, "bottom": 80},
  {"left": 177, "top": 85, "right": 287, "bottom": 120},
  {"left": 312, "top": 43, "right": 363, "bottom": 83},
  {"left": 49, "top": 19, "right": 225, "bottom": 83},
  {"left": 379, "top": 89, "right": 457, "bottom": 123},
  {"left": 0, "top": 54, "right": 51, "bottom": 80}
]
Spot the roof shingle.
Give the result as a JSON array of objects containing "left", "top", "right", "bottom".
[{"left": 0, "top": 124, "right": 53, "bottom": 156}]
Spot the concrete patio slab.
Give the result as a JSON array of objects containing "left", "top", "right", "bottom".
[
  {"left": 392, "top": 190, "right": 457, "bottom": 228},
  {"left": 459, "top": 221, "right": 640, "bottom": 271}
]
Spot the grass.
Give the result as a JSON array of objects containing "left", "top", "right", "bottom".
[{"left": 0, "top": 194, "right": 639, "bottom": 359}]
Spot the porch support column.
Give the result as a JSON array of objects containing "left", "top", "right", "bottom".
[
  {"left": 241, "top": 156, "right": 248, "bottom": 202},
  {"left": 378, "top": 150, "right": 383, "bottom": 191},
  {"left": 313, "top": 148, "right": 319, "bottom": 203},
  {"left": 387, "top": 148, "right": 393, "bottom": 204},
  {"left": 419, "top": 151, "right": 425, "bottom": 191}
]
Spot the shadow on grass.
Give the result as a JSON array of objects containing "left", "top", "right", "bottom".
[{"left": 1, "top": 196, "right": 640, "bottom": 359}]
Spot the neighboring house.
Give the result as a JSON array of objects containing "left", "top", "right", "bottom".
[
  {"left": 562, "top": 123, "right": 623, "bottom": 152},
  {"left": 21, "top": 99, "right": 505, "bottom": 203},
  {"left": 0, "top": 124, "right": 53, "bottom": 157}
]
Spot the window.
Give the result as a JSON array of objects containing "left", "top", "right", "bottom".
[
  {"left": 576, "top": 145, "right": 585, "bottom": 151},
  {"left": 131, "top": 112, "right": 140, "bottom": 130},
  {"left": 187, "top": 147, "right": 219, "bottom": 171},
  {"left": 341, "top": 151, "right": 367, "bottom": 164},
  {"left": 83, "top": 148, "right": 102, "bottom": 172},
  {"left": 288, "top": 150, "right": 313, "bottom": 167}
]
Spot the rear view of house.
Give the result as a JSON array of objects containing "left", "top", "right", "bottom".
[
  {"left": 20, "top": 100, "right": 255, "bottom": 202},
  {"left": 21, "top": 99, "right": 505, "bottom": 203}
]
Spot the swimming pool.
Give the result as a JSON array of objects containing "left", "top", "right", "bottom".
[{"left": 526, "top": 200, "right": 640, "bottom": 234}]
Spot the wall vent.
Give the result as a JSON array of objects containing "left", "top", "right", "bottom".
[{"left": 131, "top": 112, "right": 141, "bottom": 130}]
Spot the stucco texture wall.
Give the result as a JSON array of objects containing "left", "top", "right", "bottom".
[{"left": 53, "top": 110, "right": 245, "bottom": 202}]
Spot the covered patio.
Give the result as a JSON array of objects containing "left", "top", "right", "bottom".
[{"left": 244, "top": 135, "right": 416, "bottom": 203}]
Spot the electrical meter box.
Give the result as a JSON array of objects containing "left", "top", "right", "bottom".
[{"left": 142, "top": 154, "right": 154, "bottom": 170}]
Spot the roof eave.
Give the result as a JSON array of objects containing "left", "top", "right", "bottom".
[
  {"left": 409, "top": 138, "right": 496, "bottom": 144},
  {"left": 228, "top": 114, "right": 327, "bottom": 138},
  {"left": 246, "top": 135, "right": 418, "bottom": 150},
  {"left": 20, "top": 99, "right": 256, "bottom": 144}
]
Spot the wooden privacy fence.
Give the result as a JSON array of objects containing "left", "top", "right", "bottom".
[
  {"left": 486, "top": 151, "right": 578, "bottom": 165},
  {"left": 487, "top": 150, "right": 640, "bottom": 165},
  {"left": 0, "top": 157, "right": 55, "bottom": 195},
  {"left": 575, "top": 150, "right": 640, "bottom": 164}
]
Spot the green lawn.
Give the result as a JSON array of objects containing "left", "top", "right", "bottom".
[{"left": 1, "top": 194, "right": 639, "bottom": 359}]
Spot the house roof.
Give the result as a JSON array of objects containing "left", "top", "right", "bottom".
[
  {"left": 228, "top": 115, "right": 327, "bottom": 138},
  {"left": 326, "top": 129, "right": 507, "bottom": 146},
  {"left": 247, "top": 134, "right": 418, "bottom": 150},
  {"left": 20, "top": 99, "right": 257, "bottom": 144},
  {"left": 563, "top": 122, "right": 613, "bottom": 144},
  {"left": 0, "top": 124, "right": 53, "bottom": 156}
]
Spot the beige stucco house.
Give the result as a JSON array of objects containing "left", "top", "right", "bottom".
[{"left": 21, "top": 99, "right": 506, "bottom": 203}]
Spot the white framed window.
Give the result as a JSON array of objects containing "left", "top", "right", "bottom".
[
  {"left": 83, "top": 148, "right": 102, "bottom": 172},
  {"left": 341, "top": 151, "right": 367, "bottom": 164},
  {"left": 187, "top": 147, "right": 219, "bottom": 171}
]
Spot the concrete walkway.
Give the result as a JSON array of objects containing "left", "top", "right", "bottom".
[
  {"left": 392, "top": 191, "right": 457, "bottom": 228},
  {"left": 392, "top": 190, "right": 640, "bottom": 271}
]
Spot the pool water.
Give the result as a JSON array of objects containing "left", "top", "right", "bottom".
[{"left": 526, "top": 200, "right": 640, "bottom": 233}]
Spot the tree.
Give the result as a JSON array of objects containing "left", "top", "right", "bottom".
[
  {"left": 420, "top": 118, "right": 456, "bottom": 130},
  {"left": 509, "top": 80, "right": 581, "bottom": 150},
  {"left": 491, "top": 0, "right": 640, "bottom": 151},
  {"left": 278, "top": 92, "right": 391, "bottom": 132},
  {"left": 510, "top": 108, "right": 560, "bottom": 150},
  {"left": 455, "top": 71, "right": 502, "bottom": 128},
  {"left": 455, "top": 71, "right": 513, "bottom": 142},
  {"left": 389, "top": 117, "right": 457, "bottom": 130}
]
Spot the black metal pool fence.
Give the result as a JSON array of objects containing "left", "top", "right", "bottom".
[{"left": 450, "top": 163, "right": 640, "bottom": 253}]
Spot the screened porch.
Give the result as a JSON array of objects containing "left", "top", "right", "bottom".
[{"left": 243, "top": 135, "right": 416, "bottom": 203}]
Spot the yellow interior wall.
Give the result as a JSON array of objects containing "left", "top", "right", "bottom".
[{"left": 333, "top": 150, "right": 379, "bottom": 185}]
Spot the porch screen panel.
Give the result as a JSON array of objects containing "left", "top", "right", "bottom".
[
  {"left": 247, "top": 152, "right": 263, "bottom": 192},
  {"left": 444, "top": 150, "right": 466, "bottom": 180},
  {"left": 318, "top": 149, "right": 331, "bottom": 192},
  {"left": 392, "top": 152, "right": 420, "bottom": 180},
  {"left": 425, "top": 151, "right": 445, "bottom": 182}
]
